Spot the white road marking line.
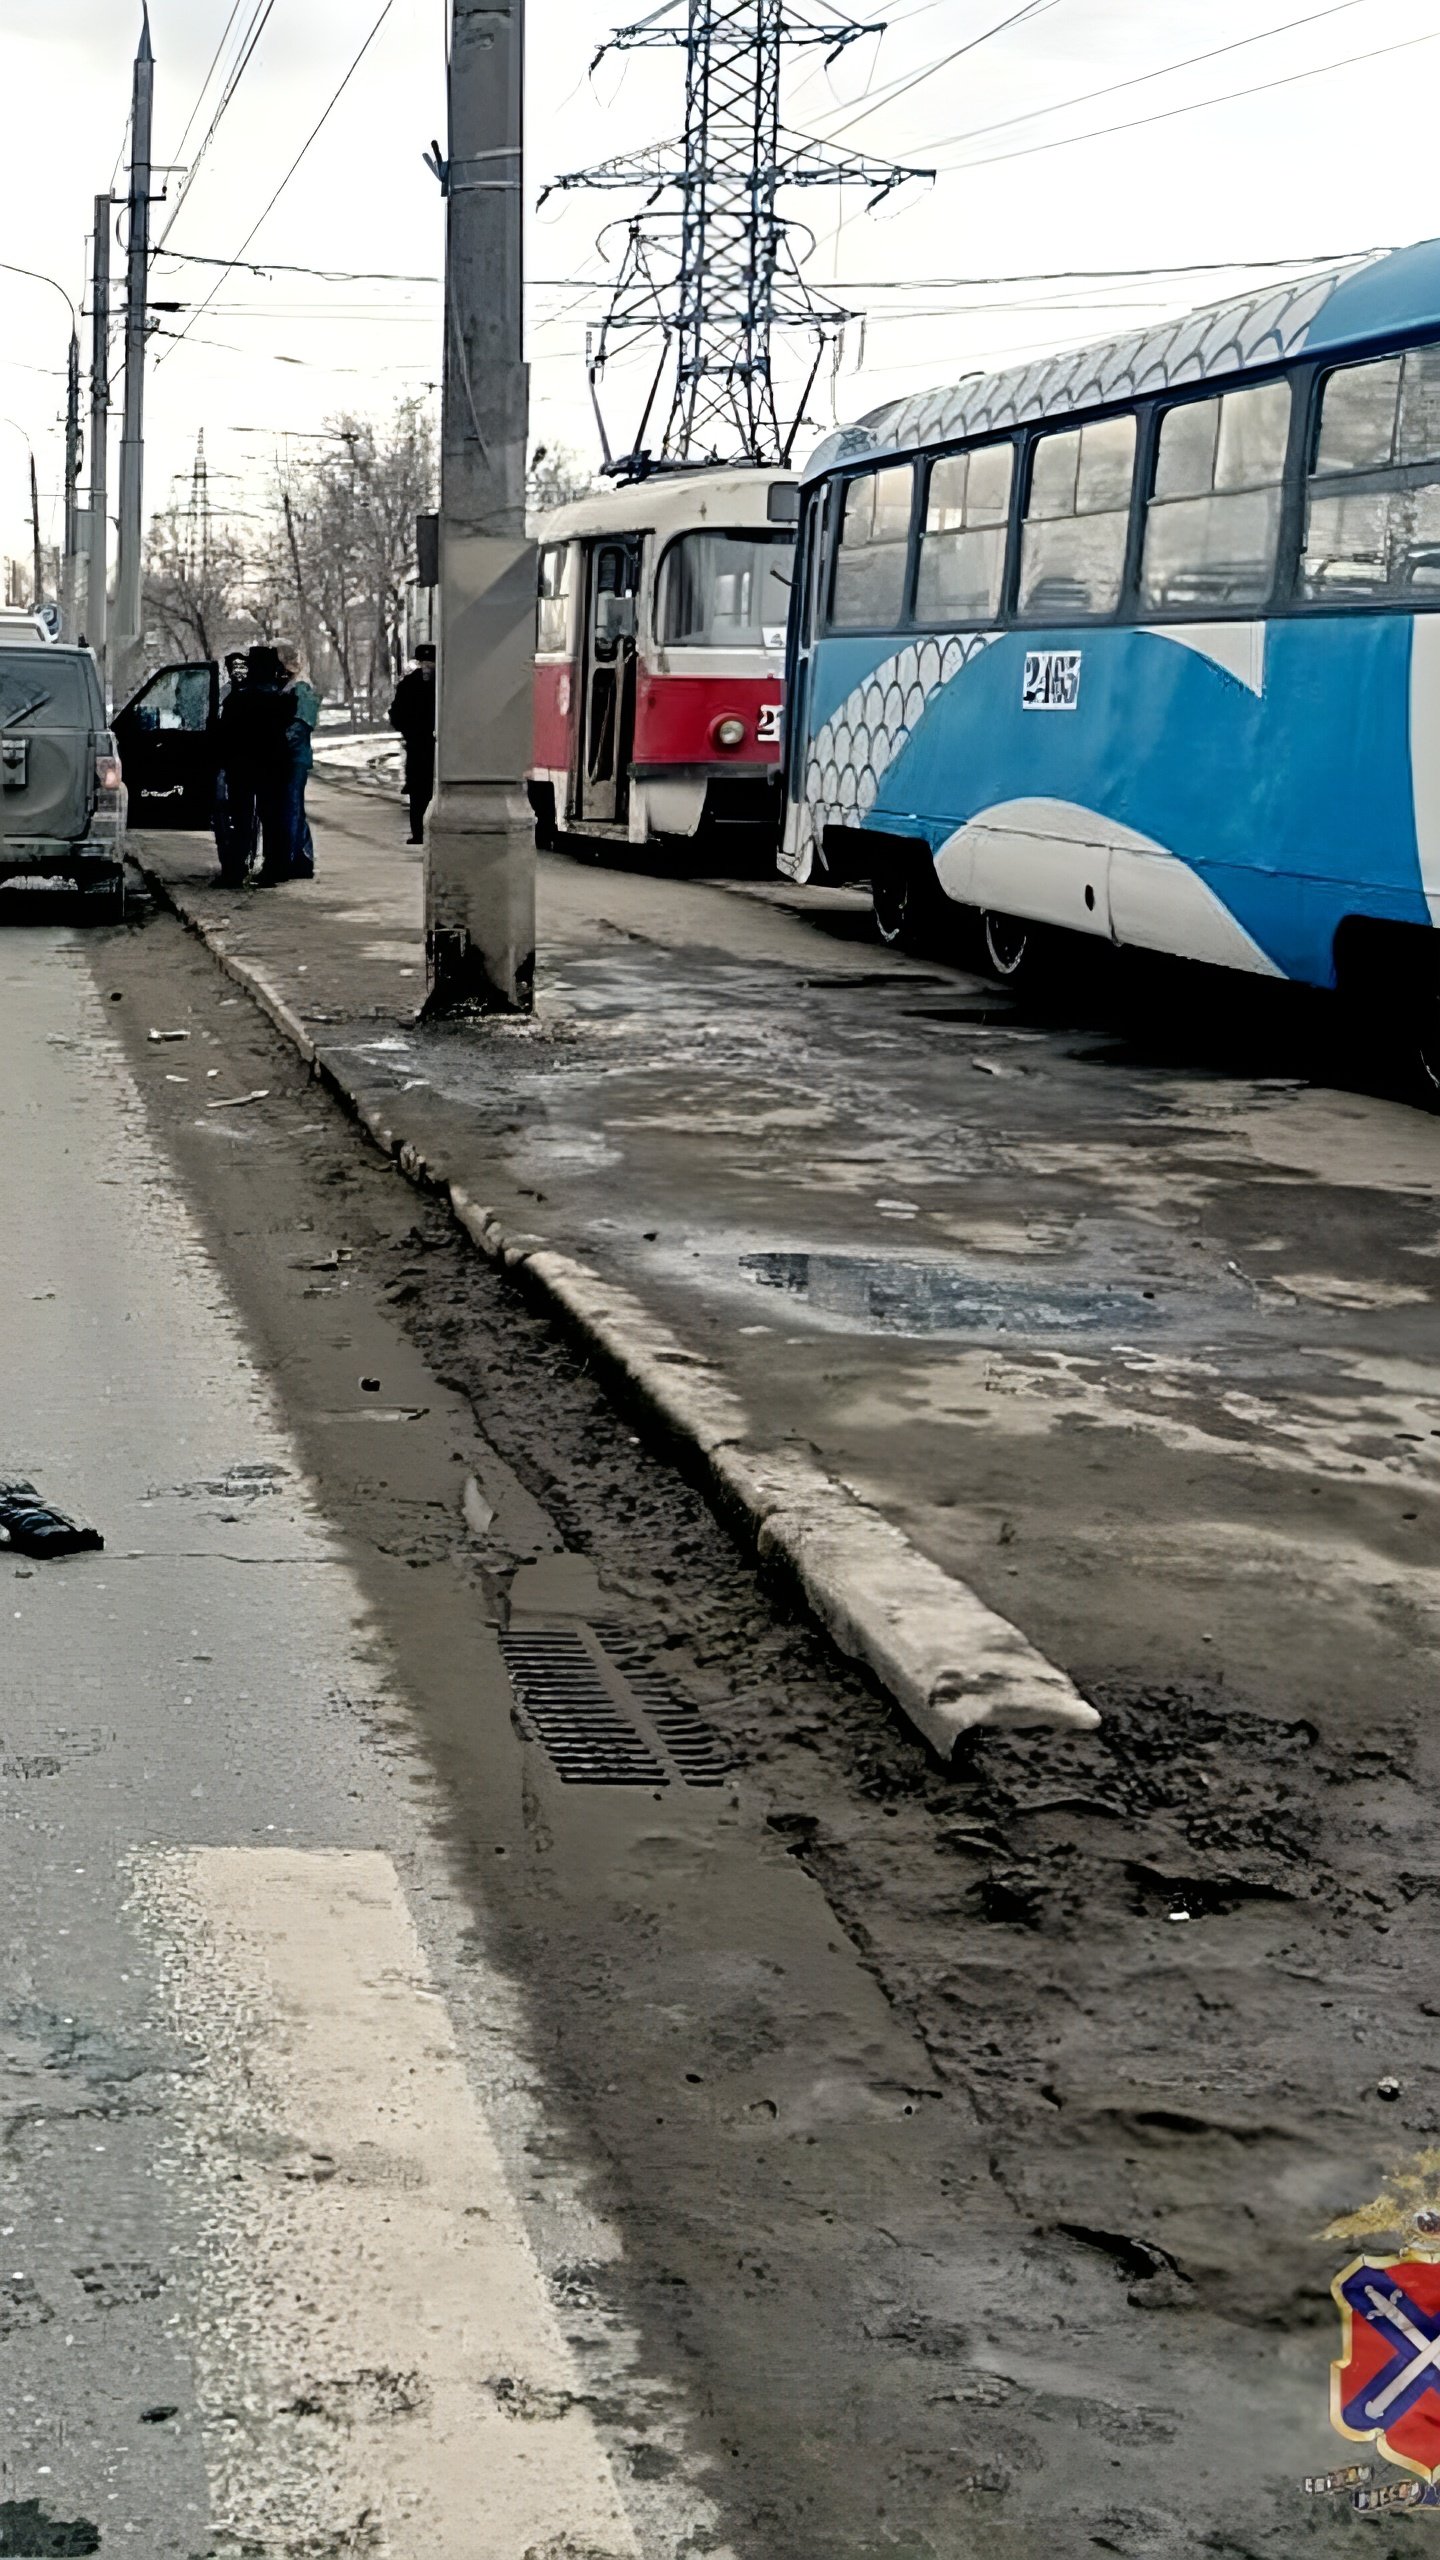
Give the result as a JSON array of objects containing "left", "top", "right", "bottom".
[{"left": 135, "top": 1848, "right": 641, "bottom": 2558}]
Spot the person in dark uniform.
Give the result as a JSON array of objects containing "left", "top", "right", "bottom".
[
  {"left": 389, "top": 643, "right": 436, "bottom": 844},
  {"left": 213, "top": 652, "right": 258, "bottom": 884}
]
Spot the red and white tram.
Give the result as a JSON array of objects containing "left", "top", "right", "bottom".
[{"left": 528, "top": 467, "right": 798, "bottom": 859}]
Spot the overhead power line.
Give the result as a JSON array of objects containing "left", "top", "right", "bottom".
[
  {"left": 812, "top": 0, "right": 1064, "bottom": 142},
  {"left": 916, "top": 0, "right": 1376, "bottom": 162},
  {"left": 940, "top": 22, "right": 1440, "bottom": 176},
  {"left": 158, "top": 0, "right": 400, "bottom": 363}
]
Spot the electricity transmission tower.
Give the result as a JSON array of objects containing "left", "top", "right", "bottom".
[
  {"left": 183, "top": 429, "right": 211, "bottom": 594},
  {"left": 545, "top": 0, "right": 929, "bottom": 475}
]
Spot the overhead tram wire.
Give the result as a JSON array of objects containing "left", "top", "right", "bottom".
[
  {"left": 909, "top": 0, "right": 1379, "bottom": 163},
  {"left": 156, "top": 249, "right": 442, "bottom": 284},
  {"left": 932, "top": 21, "right": 1440, "bottom": 176},
  {"left": 152, "top": 247, "right": 1384, "bottom": 290},
  {"left": 157, "top": 0, "right": 281, "bottom": 251},
  {"left": 169, "top": 0, "right": 249, "bottom": 171},
  {"left": 158, "top": 0, "right": 401, "bottom": 366}
]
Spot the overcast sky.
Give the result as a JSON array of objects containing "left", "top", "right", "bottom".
[{"left": 0, "top": 0, "right": 1437, "bottom": 578}]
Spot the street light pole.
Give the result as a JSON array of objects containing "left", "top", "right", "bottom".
[
  {"left": 0, "top": 263, "right": 82, "bottom": 633},
  {"left": 0, "top": 419, "right": 39, "bottom": 611},
  {"left": 424, "top": 0, "right": 534, "bottom": 1016},
  {"left": 113, "top": 6, "right": 154, "bottom": 690},
  {"left": 87, "top": 197, "right": 111, "bottom": 680}
]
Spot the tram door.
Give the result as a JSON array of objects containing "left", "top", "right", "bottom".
[
  {"left": 577, "top": 535, "right": 642, "bottom": 825},
  {"left": 784, "top": 487, "right": 826, "bottom": 831}
]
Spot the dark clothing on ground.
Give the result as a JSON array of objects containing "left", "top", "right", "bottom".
[{"left": 390, "top": 668, "right": 436, "bottom": 844}]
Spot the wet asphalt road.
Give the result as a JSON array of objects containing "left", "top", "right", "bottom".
[{"left": 1, "top": 875, "right": 1435, "bottom": 2557}]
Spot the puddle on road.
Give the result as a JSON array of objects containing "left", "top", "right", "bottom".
[{"left": 739, "top": 1249, "right": 1167, "bottom": 1339}]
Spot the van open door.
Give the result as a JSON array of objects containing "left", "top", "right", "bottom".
[{"left": 112, "top": 660, "right": 219, "bottom": 828}]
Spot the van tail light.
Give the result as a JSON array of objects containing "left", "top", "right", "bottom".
[{"left": 96, "top": 752, "right": 122, "bottom": 792}]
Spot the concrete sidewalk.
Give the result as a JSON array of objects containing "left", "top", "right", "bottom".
[{"left": 134, "top": 783, "right": 1440, "bottom": 1764}]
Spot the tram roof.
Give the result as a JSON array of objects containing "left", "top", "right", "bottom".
[
  {"left": 534, "top": 464, "right": 798, "bottom": 544},
  {"left": 803, "top": 235, "right": 1440, "bottom": 479}
]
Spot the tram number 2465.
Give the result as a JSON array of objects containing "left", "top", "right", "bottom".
[{"left": 1023, "top": 649, "right": 1082, "bottom": 711}]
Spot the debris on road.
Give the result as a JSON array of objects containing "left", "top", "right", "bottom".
[
  {"left": 146, "top": 1027, "right": 189, "bottom": 1043},
  {"left": 0, "top": 1481, "right": 103, "bottom": 1558},
  {"left": 206, "top": 1089, "right": 270, "bottom": 1111}
]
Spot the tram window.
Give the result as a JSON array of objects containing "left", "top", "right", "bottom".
[
  {"left": 658, "top": 531, "right": 794, "bottom": 648},
  {"left": 1304, "top": 346, "right": 1440, "bottom": 600},
  {"left": 536, "top": 544, "right": 571, "bottom": 653},
  {"left": 1018, "top": 414, "right": 1135, "bottom": 618},
  {"left": 829, "top": 465, "right": 914, "bottom": 627},
  {"left": 1141, "top": 379, "right": 1289, "bottom": 612},
  {"left": 915, "top": 441, "right": 1014, "bottom": 624}
]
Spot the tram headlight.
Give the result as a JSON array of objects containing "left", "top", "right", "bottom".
[{"left": 711, "top": 713, "right": 747, "bottom": 752}]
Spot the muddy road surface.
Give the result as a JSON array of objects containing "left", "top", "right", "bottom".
[{"left": 0, "top": 880, "right": 1434, "bottom": 2557}]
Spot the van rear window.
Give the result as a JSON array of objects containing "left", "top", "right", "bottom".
[{"left": 0, "top": 658, "right": 92, "bottom": 728}]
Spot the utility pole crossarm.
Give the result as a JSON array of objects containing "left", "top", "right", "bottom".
[
  {"left": 547, "top": 126, "right": 930, "bottom": 197},
  {"left": 604, "top": 1, "right": 882, "bottom": 49},
  {"left": 543, "top": 141, "right": 685, "bottom": 194}
]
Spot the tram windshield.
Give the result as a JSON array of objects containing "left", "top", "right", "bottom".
[{"left": 658, "top": 530, "right": 794, "bottom": 650}]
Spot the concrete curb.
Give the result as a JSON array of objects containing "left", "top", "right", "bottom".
[{"left": 139, "top": 858, "right": 1100, "bottom": 1760}]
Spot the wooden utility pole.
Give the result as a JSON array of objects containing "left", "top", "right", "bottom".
[
  {"left": 113, "top": 6, "right": 154, "bottom": 689},
  {"left": 87, "top": 196, "right": 111, "bottom": 678},
  {"left": 424, "top": 0, "right": 534, "bottom": 1015}
]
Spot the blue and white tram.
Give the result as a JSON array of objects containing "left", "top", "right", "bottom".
[{"left": 781, "top": 237, "right": 1440, "bottom": 1088}]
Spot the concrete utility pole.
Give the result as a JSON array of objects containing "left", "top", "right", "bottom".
[
  {"left": 424, "top": 0, "right": 535, "bottom": 1016},
  {"left": 63, "top": 327, "right": 81, "bottom": 634},
  {"left": 28, "top": 450, "right": 42, "bottom": 613},
  {"left": 113, "top": 6, "right": 154, "bottom": 690},
  {"left": 87, "top": 196, "right": 111, "bottom": 680}
]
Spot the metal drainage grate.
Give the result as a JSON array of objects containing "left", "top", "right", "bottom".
[
  {"left": 498, "top": 1628, "right": 667, "bottom": 1786},
  {"left": 596, "top": 1625, "right": 732, "bottom": 1787}
]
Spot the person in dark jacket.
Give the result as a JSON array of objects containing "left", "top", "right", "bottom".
[
  {"left": 235, "top": 644, "right": 319, "bottom": 882},
  {"left": 213, "top": 652, "right": 258, "bottom": 884},
  {"left": 389, "top": 643, "right": 436, "bottom": 843}
]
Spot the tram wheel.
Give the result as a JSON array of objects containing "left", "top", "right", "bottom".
[
  {"left": 1411, "top": 985, "right": 1440, "bottom": 1107},
  {"left": 980, "top": 910, "right": 1044, "bottom": 984},
  {"left": 873, "top": 855, "right": 945, "bottom": 956}
]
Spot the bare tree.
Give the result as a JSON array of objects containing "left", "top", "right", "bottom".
[
  {"left": 527, "top": 442, "right": 597, "bottom": 523},
  {"left": 269, "top": 400, "right": 438, "bottom": 720}
]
